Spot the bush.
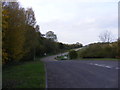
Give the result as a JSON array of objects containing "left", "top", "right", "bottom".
[
  {"left": 69, "top": 50, "right": 78, "bottom": 59},
  {"left": 78, "top": 43, "right": 118, "bottom": 58}
]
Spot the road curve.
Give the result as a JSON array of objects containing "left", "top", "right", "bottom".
[{"left": 41, "top": 55, "right": 119, "bottom": 88}]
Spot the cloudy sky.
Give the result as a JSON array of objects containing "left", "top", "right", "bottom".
[{"left": 19, "top": 0, "right": 118, "bottom": 45}]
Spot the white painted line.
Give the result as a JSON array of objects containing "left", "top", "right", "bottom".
[
  {"left": 115, "top": 67, "right": 120, "bottom": 69},
  {"left": 104, "top": 66, "right": 112, "bottom": 69},
  {"left": 95, "top": 64, "right": 105, "bottom": 67},
  {"left": 89, "top": 63, "right": 113, "bottom": 69},
  {"left": 93, "top": 63, "right": 105, "bottom": 67},
  {"left": 94, "top": 64, "right": 99, "bottom": 66}
]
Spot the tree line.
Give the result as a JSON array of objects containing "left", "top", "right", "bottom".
[
  {"left": 2, "top": 2, "right": 83, "bottom": 65},
  {"left": 78, "top": 41, "right": 120, "bottom": 58},
  {"left": 78, "top": 30, "right": 120, "bottom": 59}
]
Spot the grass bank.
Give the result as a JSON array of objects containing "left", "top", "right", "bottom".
[
  {"left": 78, "top": 58, "right": 119, "bottom": 61},
  {"left": 3, "top": 58, "right": 45, "bottom": 88}
]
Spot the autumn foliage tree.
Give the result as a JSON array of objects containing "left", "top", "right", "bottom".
[
  {"left": 2, "top": 2, "right": 37, "bottom": 64},
  {"left": 2, "top": 2, "right": 83, "bottom": 65},
  {"left": 2, "top": 2, "right": 26, "bottom": 63}
]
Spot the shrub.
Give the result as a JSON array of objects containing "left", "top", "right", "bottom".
[
  {"left": 69, "top": 50, "right": 78, "bottom": 59},
  {"left": 78, "top": 43, "right": 118, "bottom": 58}
]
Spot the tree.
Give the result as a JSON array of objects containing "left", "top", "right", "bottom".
[
  {"left": 46, "top": 31, "right": 57, "bottom": 42},
  {"left": 76, "top": 42, "right": 83, "bottom": 48},
  {"left": 2, "top": 2, "right": 9, "bottom": 64},
  {"left": 69, "top": 50, "right": 78, "bottom": 59},
  {"left": 25, "top": 8, "right": 36, "bottom": 27},
  {"left": 2, "top": 2, "right": 26, "bottom": 62},
  {"left": 35, "top": 25, "right": 40, "bottom": 32},
  {"left": 23, "top": 8, "right": 38, "bottom": 61},
  {"left": 2, "top": 1, "right": 84, "bottom": 65},
  {"left": 2, "top": 2, "right": 39, "bottom": 63},
  {"left": 118, "top": 38, "right": 120, "bottom": 58},
  {"left": 99, "top": 30, "right": 113, "bottom": 43}
]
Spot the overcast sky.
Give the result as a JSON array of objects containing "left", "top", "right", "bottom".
[{"left": 19, "top": 0, "right": 119, "bottom": 45}]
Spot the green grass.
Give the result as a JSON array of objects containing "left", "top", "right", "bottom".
[
  {"left": 3, "top": 58, "right": 45, "bottom": 88},
  {"left": 79, "top": 58, "right": 119, "bottom": 61}
]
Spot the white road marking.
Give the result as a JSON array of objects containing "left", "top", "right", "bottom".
[
  {"left": 87, "top": 62, "right": 119, "bottom": 70},
  {"left": 93, "top": 63, "right": 106, "bottom": 67},
  {"left": 104, "top": 66, "right": 112, "bottom": 68},
  {"left": 88, "top": 63, "right": 114, "bottom": 69},
  {"left": 115, "top": 67, "right": 120, "bottom": 69},
  {"left": 86, "top": 62, "right": 120, "bottom": 70},
  {"left": 95, "top": 64, "right": 105, "bottom": 67},
  {"left": 94, "top": 64, "right": 99, "bottom": 65}
]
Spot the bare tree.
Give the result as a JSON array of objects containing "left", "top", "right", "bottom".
[{"left": 99, "top": 30, "right": 113, "bottom": 43}]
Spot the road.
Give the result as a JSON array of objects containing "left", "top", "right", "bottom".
[{"left": 41, "top": 55, "right": 119, "bottom": 88}]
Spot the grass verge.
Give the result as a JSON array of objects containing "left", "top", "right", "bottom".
[
  {"left": 79, "top": 58, "right": 119, "bottom": 61},
  {"left": 3, "top": 58, "right": 45, "bottom": 88}
]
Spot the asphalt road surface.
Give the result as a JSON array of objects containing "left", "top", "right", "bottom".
[{"left": 41, "top": 55, "right": 119, "bottom": 88}]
